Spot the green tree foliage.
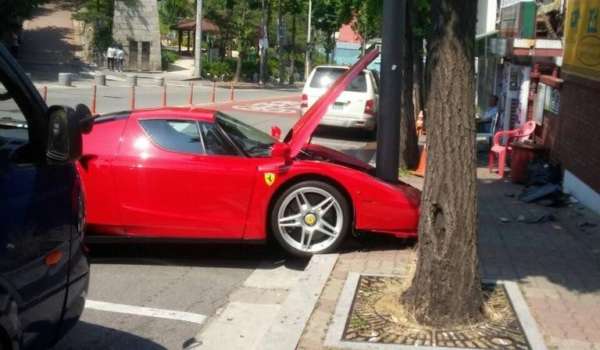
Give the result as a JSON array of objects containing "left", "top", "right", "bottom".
[
  {"left": 338, "top": 0, "right": 382, "bottom": 45},
  {"left": 0, "top": 0, "right": 47, "bottom": 39},
  {"left": 72, "top": 0, "right": 116, "bottom": 51},
  {"left": 159, "top": 0, "right": 194, "bottom": 34},
  {"left": 312, "top": 0, "right": 341, "bottom": 62}
]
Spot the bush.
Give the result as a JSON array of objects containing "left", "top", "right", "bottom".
[
  {"left": 161, "top": 49, "right": 178, "bottom": 70},
  {"left": 201, "top": 59, "right": 234, "bottom": 81}
]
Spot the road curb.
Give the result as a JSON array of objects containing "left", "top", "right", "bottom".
[{"left": 256, "top": 253, "right": 339, "bottom": 350}]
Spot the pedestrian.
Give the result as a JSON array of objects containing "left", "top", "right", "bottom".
[
  {"left": 106, "top": 45, "right": 116, "bottom": 71},
  {"left": 116, "top": 46, "right": 125, "bottom": 72}
]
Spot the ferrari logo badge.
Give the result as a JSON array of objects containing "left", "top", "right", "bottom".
[{"left": 264, "top": 172, "right": 276, "bottom": 186}]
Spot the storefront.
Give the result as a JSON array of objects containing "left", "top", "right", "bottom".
[{"left": 555, "top": 0, "right": 600, "bottom": 214}]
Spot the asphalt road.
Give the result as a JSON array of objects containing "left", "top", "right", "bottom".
[
  {"left": 42, "top": 84, "right": 377, "bottom": 349},
  {"left": 53, "top": 243, "right": 307, "bottom": 350}
]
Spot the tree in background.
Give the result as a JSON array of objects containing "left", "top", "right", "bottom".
[
  {"left": 73, "top": 0, "right": 116, "bottom": 51},
  {"left": 338, "top": 0, "right": 382, "bottom": 52},
  {"left": 159, "top": 0, "right": 194, "bottom": 34},
  {"left": 0, "top": 0, "right": 47, "bottom": 43},
  {"left": 402, "top": 0, "right": 483, "bottom": 327},
  {"left": 312, "top": 0, "right": 341, "bottom": 63}
]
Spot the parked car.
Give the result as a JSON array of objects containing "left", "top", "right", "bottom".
[
  {"left": 78, "top": 48, "right": 420, "bottom": 257},
  {"left": 0, "top": 44, "right": 92, "bottom": 350},
  {"left": 301, "top": 65, "right": 379, "bottom": 133}
]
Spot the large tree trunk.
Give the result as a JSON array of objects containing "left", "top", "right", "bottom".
[
  {"left": 398, "top": 0, "right": 419, "bottom": 170},
  {"left": 402, "top": 0, "right": 483, "bottom": 327}
]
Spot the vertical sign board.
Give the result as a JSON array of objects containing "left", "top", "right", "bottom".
[
  {"left": 501, "top": 63, "right": 530, "bottom": 131},
  {"left": 564, "top": 0, "right": 600, "bottom": 80}
]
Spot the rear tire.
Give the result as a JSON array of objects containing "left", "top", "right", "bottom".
[{"left": 270, "top": 181, "right": 350, "bottom": 257}]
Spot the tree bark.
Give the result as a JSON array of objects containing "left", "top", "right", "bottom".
[
  {"left": 402, "top": 0, "right": 483, "bottom": 328},
  {"left": 398, "top": 0, "right": 419, "bottom": 170}
]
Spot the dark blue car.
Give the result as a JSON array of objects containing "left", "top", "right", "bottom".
[{"left": 0, "top": 44, "right": 91, "bottom": 349}]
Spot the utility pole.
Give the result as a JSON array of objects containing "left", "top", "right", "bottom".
[
  {"left": 192, "top": 0, "right": 203, "bottom": 79},
  {"left": 375, "top": 0, "right": 405, "bottom": 182},
  {"left": 304, "top": 0, "right": 312, "bottom": 80}
]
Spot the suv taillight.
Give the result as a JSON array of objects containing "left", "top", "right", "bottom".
[
  {"left": 364, "top": 99, "right": 375, "bottom": 116},
  {"left": 301, "top": 94, "right": 308, "bottom": 108}
]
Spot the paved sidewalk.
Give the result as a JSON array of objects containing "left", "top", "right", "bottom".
[{"left": 297, "top": 167, "right": 600, "bottom": 350}]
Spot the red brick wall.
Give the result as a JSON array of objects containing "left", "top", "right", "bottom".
[
  {"left": 557, "top": 73, "right": 600, "bottom": 193},
  {"left": 538, "top": 113, "right": 561, "bottom": 163}
]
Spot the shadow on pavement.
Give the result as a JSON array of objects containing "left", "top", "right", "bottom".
[
  {"left": 477, "top": 170, "right": 600, "bottom": 295},
  {"left": 342, "top": 234, "right": 416, "bottom": 254},
  {"left": 52, "top": 321, "right": 167, "bottom": 350},
  {"left": 87, "top": 241, "right": 310, "bottom": 271}
]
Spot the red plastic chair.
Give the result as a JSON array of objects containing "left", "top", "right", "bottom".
[{"left": 488, "top": 120, "right": 536, "bottom": 177}]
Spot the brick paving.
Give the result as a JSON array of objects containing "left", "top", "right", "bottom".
[{"left": 297, "top": 167, "right": 600, "bottom": 350}]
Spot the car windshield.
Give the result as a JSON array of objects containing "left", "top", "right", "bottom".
[
  {"left": 216, "top": 112, "right": 276, "bottom": 157},
  {"left": 309, "top": 67, "right": 367, "bottom": 92}
]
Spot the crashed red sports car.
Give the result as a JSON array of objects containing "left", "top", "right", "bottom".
[{"left": 77, "top": 48, "right": 420, "bottom": 256}]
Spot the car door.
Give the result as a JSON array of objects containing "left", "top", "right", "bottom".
[
  {"left": 0, "top": 49, "right": 73, "bottom": 349},
  {"left": 113, "top": 116, "right": 257, "bottom": 239}
]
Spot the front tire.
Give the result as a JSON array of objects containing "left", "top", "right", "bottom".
[{"left": 270, "top": 181, "right": 350, "bottom": 257}]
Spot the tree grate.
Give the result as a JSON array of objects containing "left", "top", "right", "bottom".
[{"left": 342, "top": 275, "right": 530, "bottom": 349}]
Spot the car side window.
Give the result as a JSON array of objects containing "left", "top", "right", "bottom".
[
  {"left": 199, "top": 122, "right": 238, "bottom": 156},
  {"left": 0, "top": 80, "right": 29, "bottom": 142},
  {"left": 139, "top": 119, "right": 204, "bottom": 154}
]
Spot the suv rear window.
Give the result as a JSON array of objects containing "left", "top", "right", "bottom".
[{"left": 309, "top": 67, "right": 367, "bottom": 92}]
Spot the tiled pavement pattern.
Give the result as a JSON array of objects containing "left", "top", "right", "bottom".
[{"left": 297, "top": 167, "right": 600, "bottom": 350}]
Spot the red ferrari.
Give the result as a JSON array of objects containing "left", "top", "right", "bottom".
[{"left": 78, "top": 48, "right": 420, "bottom": 256}]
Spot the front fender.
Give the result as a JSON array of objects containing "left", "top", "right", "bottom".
[{"left": 242, "top": 160, "right": 420, "bottom": 240}]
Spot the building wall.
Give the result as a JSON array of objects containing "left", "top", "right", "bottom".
[
  {"left": 112, "top": 0, "right": 162, "bottom": 71},
  {"left": 557, "top": 73, "right": 600, "bottom": 194}
]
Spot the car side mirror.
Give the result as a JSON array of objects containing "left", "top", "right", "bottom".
[
  {"left": 46, "top": 104, "right": 94, "bottom": 162},
  {"left": 271, "top": 126, "right": 282, "bottom": 140},
  {"left": 271, "top": 142, "right": 291, "bottom": 163}
]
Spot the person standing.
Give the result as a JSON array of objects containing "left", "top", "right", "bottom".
[
  {"left": 115, "top": 46, "right": 125, "bottom": 72},
  {"left": 106, "top": 45, "right": 115, "bottom": 71}
]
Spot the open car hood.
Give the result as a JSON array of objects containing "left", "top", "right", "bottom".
[{"left": 284, "top": 47, "right": 380, "bottom": 158}]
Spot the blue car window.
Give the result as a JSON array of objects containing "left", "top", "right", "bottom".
[{"left": 139, "top": 119, "right": 204, "bottom": 154}]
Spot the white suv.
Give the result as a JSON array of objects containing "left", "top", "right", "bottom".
[{"left": 301, "top": 65, "right": 379, "bottom": 132}]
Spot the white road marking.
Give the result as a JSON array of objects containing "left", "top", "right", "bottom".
[{"left": 85, "top": 300, "right": 207, "bottom": 325}]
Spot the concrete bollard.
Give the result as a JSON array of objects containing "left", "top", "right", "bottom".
[
  {"left": 130, "top": 86, "right": 136, "bottom": 110},
  {"left": 91, "top": 85, "right": 97, "bottom": 114},
  {"left": 42, "top": 86, "right": 48, "bottom": 102},
  {"left": 188, "top": 83, "right": 194, "bottom": 106},
  {"left": 211, "top": 81, "right": 216, "bottom": 103},
  {"left": 126, "top": 74, "right": 137, "bottom": 87},
  {"left": 58, "top": 73, "right": 72, "bottom": 86},
  {"left": 94, "top": 73, "right": 106, "bottom": 86},
  {"left": 229, "top": 82, "right": 235, "bottom": 101},
  {"left": 161, "top": 85, "right": 167, "bottom": 107},
  {"left": 153, "top": 77, "right": 165, "bottom": 87}
]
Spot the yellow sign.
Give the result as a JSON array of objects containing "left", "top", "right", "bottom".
[
  {"left": 564, "top": 0, "right": 600, "bottom": 80},
  {"left": 264, "top": 172, "right": 276, "bottom": 186}
]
